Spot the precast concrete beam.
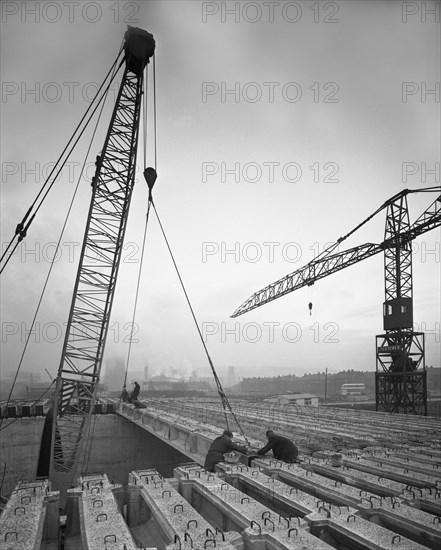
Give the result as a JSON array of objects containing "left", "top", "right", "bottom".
[
  {"left": 0, "top": 479, "right": 57, "bottom": 550},
  {"left": 252, "top": 458, "right": 440, "bottom": 550},
  {"left": 129, "top": 468, "right": 242, "bottom": 550},
  {"left": 76, "top": 473, "right": 136, "bottom": 550},
  {"left": 341, "top": 456, "right": 439, "bottom": 489},
  {"left": 175, "top": 463, "right": 335, "bottom": 549},
  {"left": 117, "top": 403, "right": 230, "bottom": 467},
  {"left": 249, "top": 458, "right": 380, "bottom": 509}
]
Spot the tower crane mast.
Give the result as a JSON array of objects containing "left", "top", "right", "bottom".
[
  {"left": 47, "top": 27, "right": 155, "bottom": 497},
  {"left": 232, "top": 188, "right": 441, "bottom": 415}
]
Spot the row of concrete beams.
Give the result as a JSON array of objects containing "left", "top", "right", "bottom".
[
  {"left": 158, "top": 397, "right": 440, "bottom": 435},
  {"left": 0, "top": 399, "right": 118, "bottom": 419},
  {"left": 117, "top": 402, "right": 441, "bottom": 492},
  {"left": 141, "top": 398, "right": 440, "bottom": 451},
  {"left": 118, "top": 401, "right": 441, "bottom": 547},
  {"left": 303, "top": 453, "right": 441, "bottom": 503},
  {"left": 0, "top": 479, "right": 58, "bottom": 549},
  {"left": 129, "top": 464, "right": 334, "bottom": 549},
  {"left": 252, "top": 458, "right": 441, "bottom": 549},
  {"left": 2, "top": 459, "right": 440, "bottom": 549},
  {"left": 64, "top": 460, "right": 441, "bottom": 549},
  {"left": 128, "top": 468, "right": 241, "bottom": 549},
  {"left": 149, "top": 396, "right": 440, "bottom": 436},
  {"left": 0, "top": 402, "right": 48, "bottom": 418},
  {"left": 174, "top": 462, "right": 433, "bottom": 550}
]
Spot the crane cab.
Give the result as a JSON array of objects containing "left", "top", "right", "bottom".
[{"left": 383, "top": 297, "right": 413, "bottom": 330}]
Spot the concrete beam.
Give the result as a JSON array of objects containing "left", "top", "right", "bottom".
[
  {"left": 128, "top": 468, "right": 242, "bottom": 549},
  {"left": 75, "top": 473, "right": 137, "bottom": 550},
  {"left": 117, "top": 403, "right": 226, "bottom": 467},
  {"left": 0, "top": 479, "right": 57, "bottom": 550}
]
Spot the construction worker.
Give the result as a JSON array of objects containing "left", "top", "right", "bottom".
[
  {"left": 130, "top": 381, "right": 140, "bottom": 402},
  {"left": 256, "top": 430, "right": 300, "bottom": 463},
  {"left": 204, "top": 430, "right": 248, "bottom": 472}
]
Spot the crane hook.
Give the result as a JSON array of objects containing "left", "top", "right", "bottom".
[{"left": 308, "top": 302, "right": 313, "bottom": 316}]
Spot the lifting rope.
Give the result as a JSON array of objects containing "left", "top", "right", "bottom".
[
  {"left": 0, "top": 44, "right": 123, "bottom": 431},
  {"left": 313, "top": 186, "right": 441, "bottom": 265},
  {"left": 120, "top": 60, "right": 152, "bottom": 400},
  {"left": 120, "top": 54, "right": 250, "bottom": 445},
  {"left": 150, "top": 200, "right": 250, "bottom": 446},
  {"left": 120, "top": 195, "right": 152, "bottom": 398},
  {"left": 0, "top": 42, "right": 125, "bottom": 275}
]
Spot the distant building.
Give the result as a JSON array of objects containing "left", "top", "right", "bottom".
[
  {"left": 226, "top": 366, "right": 237, "bottom": 387},
  {"left": 264, "top": 393, "right": 319, "bottom": 406},
  {"left": 340, "top": 383, "right": 366, "bottom": 397}
]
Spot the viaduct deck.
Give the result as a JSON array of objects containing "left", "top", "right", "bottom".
[{"left": 1, "top": 398, "right": 440, "bottom": 549}]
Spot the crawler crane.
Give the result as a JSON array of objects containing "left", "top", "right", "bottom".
[{"left": 44, "top": 27, "right": 156, "bottom": 499}]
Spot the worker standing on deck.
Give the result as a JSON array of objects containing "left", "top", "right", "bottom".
[
  {"left": 256, "top": 430, "right": 299, "bottom": 463},
  {"left": 204, "top": 430, "right": 248, "bottom": 472},
  {"left": 130, "top": 381, "right": 140, "bottom": 402}
]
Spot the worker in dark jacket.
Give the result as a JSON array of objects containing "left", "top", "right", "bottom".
[
  {"left": 204, "top": 430, "right": 248, "bottom": 472},
  {"left": 130, "top": 381, "right": 140, "bottom": 402},
  {"left": 257, "top": 430, "right": 299, "bottom": 463}
]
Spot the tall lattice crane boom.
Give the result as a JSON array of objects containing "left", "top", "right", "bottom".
[{"left": 48, "top": 27, "right": 155, "bottom": 497}]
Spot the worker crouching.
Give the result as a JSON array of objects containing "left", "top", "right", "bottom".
[
  {"left": 256, "top": 430, "right": 300, "bottom": 463},
  {"left": 204, "top": 430, "right": 248, "bottom": 472}
]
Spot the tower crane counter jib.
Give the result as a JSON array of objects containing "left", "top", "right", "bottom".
[{"left": 45, "top": 27, "right": 155, "bottom": 503}]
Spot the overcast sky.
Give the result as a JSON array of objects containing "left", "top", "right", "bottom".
[{"left": 1, "top": 0, "right": 440, "bottom": 386}]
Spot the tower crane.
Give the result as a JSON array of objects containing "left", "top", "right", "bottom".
[
  {"left": 43, "top": 27, "right": 156, "bottom": 499},
  {"left": 232, "top": 188, "right": 441, "bottom": 415}
]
